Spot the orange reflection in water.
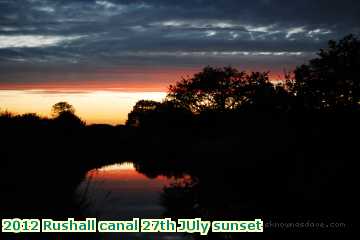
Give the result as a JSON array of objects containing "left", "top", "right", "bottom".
[
  {"left": 78, "top": 162, "right": 174, "bottom": 219},
  {"left": 86, "top": 162, "right": 171, "bottom": 190},
  {"left": 78, "top": 162, "right": 187, "bottom": 239}
]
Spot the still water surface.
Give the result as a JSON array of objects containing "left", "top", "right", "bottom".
[{"left": 77, "top": 162, "right": 191, "bottom": 240}]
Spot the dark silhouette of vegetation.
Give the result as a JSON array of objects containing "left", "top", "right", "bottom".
[
  {"left": 0, "top": 105, "right": 128, "bottom": 240},
  {"left": 126, "top": 35, "right": 358, "bottom": 237},
  {"left": 167, "top": 67, "right": 292, "bottom": 112},
  {"left": 1, "top": 35, "right": 358, "bottom": 239},
  {"left": 126, "top": 99, "right": 193, "bottom": 130},
  {"left": 50, "top": 101, "right": 86, "bottom": 132},
  {"left": 286, "top": 34, "right": 360, "bottom": 111},
  {"left": 126, "top": 100, "right": 161, "bottom": 127},
  {"left": 52, "top": 101, "right": 76, "bottom": 117}
]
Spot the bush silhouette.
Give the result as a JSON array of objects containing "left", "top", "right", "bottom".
[
  {"left": 52, "top": 101, "right": 76, "bottom": 117},
  {"left": 287, "top": 34, "right": 360, "bottom": 111}
]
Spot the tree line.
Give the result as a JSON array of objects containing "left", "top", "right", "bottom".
[{"left": 127, "top": 35, "right": 360, "bottom": 128}]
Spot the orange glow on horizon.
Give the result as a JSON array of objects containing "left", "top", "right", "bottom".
[
  {"left": 0, "top": 67, "right": 200, "bottom": 92},
  {"left": 0, "top": 68, "right": 285, "bottom": 91},
  {"left": 0, "top": 68, "right": 286, "bottom": 125},
  {"left": 0, "top": 90, "right": 166, "bottom": 125},
  {"left": 0, "top": 82, "right": 169, "bottom": 92}
]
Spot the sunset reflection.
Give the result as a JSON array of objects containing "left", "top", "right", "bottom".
[
  {"left": 79, "top": 162, "right": 172, "bottom": 218},
  {"left": 86, "top": 162, "right": 171, "bottom": 185}
]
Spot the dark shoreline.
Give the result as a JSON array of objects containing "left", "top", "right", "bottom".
[{"left": 1, "top": 110, "right": 354, "bottom": 239}]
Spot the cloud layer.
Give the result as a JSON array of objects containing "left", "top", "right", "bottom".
[{"left": 1, "top": 0, "right": 359, "bottom": 88}]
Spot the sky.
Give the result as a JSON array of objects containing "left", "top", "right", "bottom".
[{"left": 1, "top": 0, "right": 360, "bottom": 124}]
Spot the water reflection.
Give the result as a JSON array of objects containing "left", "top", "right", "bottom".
[{"left": 77, "top": 162, "right": 191, "bottom": 240}]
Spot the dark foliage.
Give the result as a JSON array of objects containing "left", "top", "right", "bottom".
[
  {"left": 1, "top": 35, "right": 358, "bottom": 239},
  {"left": 287, "top": 34, "right": 360, "bottom": 111}
]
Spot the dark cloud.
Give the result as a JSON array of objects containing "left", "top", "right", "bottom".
[{"left": 0, "top": 0, "right": 359, "bottom": 85}]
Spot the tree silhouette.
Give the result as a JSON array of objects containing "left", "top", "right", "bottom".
[
  {"left": 167, "top": 66, "right": 290, "bottom": 113},
  {"left": 51, "top": 102, "right": 85, "bottom": 128},
  {"left": 51, "top": 102, "right": 76, "bottom": 117},
  {"left": 167, "top": 66, "right": 246, "bottom": 113},
  {"left": 288, "top": 34, "right": 360, "bottom": 111},
  {"left": 127, "top": 99, "right": 193, "bottom": 129},
  {"left": 126, "top": 100, "right": 161, "bottom": 127},
  {"left": 237, "top": 71, "right": 292, "bottom": 111}
]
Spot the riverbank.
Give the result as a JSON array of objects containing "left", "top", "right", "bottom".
[{"left": 0, "top": 110, "right": 355, "bottom": 239}]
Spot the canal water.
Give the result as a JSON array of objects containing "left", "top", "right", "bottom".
[{"left": 77, "top": 162, "right": 192, "bottom": 240}]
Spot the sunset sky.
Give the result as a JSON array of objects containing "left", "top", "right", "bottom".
[{"left": 1, "top": 0, "right": 360, "bottom": 124}]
